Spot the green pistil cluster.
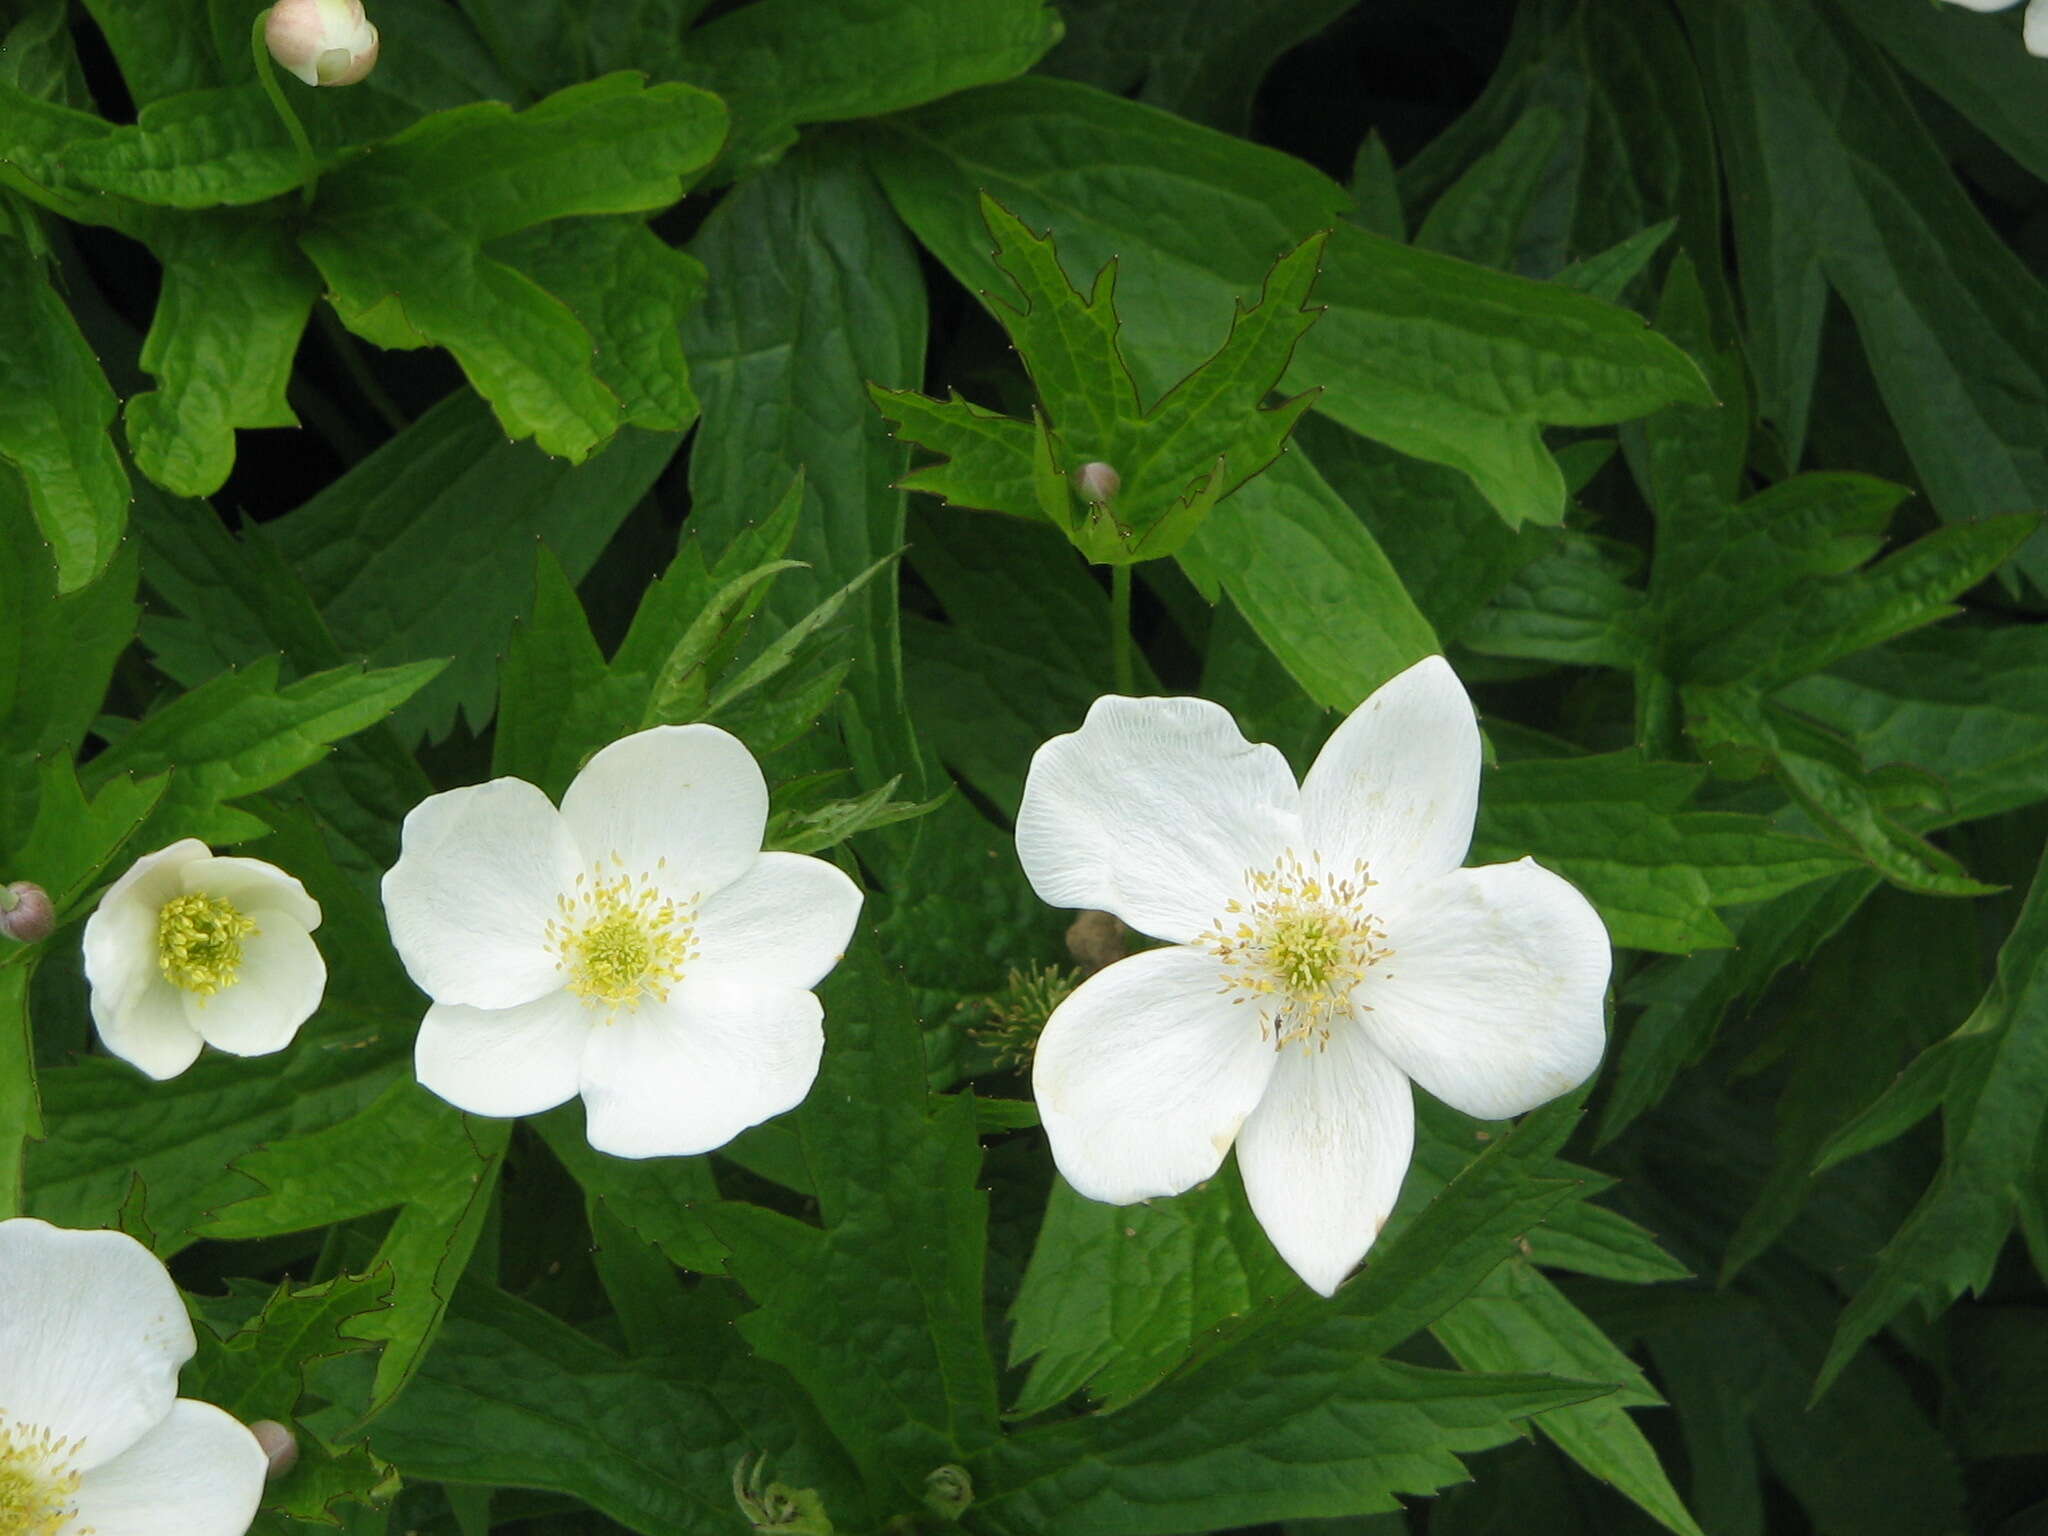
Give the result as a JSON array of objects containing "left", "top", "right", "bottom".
[{"left": 156, "top": 892, "right": 259, "bottom": 997}]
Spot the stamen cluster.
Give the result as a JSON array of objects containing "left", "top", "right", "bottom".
[
  {"left": 547, "top": 856, "right": 696, "bottom": 1018},
  {"left": 0, "top": 1414, "right": 83, "bottom": 1536},
  {"left": 1199, "top": 852, "right": 1392, "bottom": 1050},
  {"left": 155, "top": 893, "right": 259, "bottom": 997}
]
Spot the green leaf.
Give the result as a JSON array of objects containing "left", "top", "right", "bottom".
[
  {"left": 124, "top": 213, "right": 322, "bottom": 497},
  {"left": 704, "top": 944, "right": 1002, "bottom": 1503},
  {"left": 1471, "top": 753, "right": 1861, "bottom": 954},
  {"left": 201, "top": 1076, "right": 510, "bottom": 1430},
  {"left": 1461, "top": 531, "right": 1648, "bottom": 670},
  {"left": 1813, "top": 841, "right": 2048, "bottom": 1393},
  {"left": 0, "top": 232, "right": 129, "bottom": 590},
  {"left": 1006, "top": 1162, "right": 1296, "bottom": 1419},
  {"left": 1432, "top": 1259, "right": 1704, "bottom": 1536},
  {"left": 300, "top": 74, "right": 726, "bottom": 460},
  {"left": 264, "top": 390, "right": 679, "bottom": 744},
  {"left": 0, "top": 966, "right": 35, "bottom": 1218},
  {"left": 682, "top": 136, "right": 929, "bottom": 824},
  {"left": 533, "top": 1101, "right": 728, "bottom": 1275},
  {"left": 85, "top": 654, "right": 445, "bottom": 846},
  {"left": 59, "top": 84, "right": 331, "bottom": 207},
  {"left": 1177, "top": 446, "right": 1439, "bottom": 710},
  {"left": 337, "top": 1277, "right": 870, "bottom": 1536},
  {"left": 676, "top": 0, "right": 1061, "bottom": 176},
  {"left": 1687, "top": 0, "right": 2048, "bottom": 586},
  {"left": 485, "top": 217, "right": 706, "bottom": 434},
  {"left": 875, "top": 196, "right": 1325, "bottom": 564}
]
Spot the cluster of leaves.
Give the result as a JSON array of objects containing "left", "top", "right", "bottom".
[{"left": 4, "top": 0, "right": 2048, "bottom": 1533}]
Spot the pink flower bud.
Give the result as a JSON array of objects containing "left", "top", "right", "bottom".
[
  {"left": 249, "top": 1420, "right": 300, "bottom": 1480},
  {"left": 1074, "top": 461, "right": 1121, "bottom": 505},
  {"left": 0, "top": 881, "right": 53, "bottom": 944},
  {"left": 264, "top": 0, "right": 379, "bottom": 87}
]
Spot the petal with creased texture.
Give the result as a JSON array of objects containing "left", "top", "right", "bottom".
[
  {"left": 690, "top": 851, "right": 862, "bottom": 990},
  {"left": 1362, "top": 858, "right": 1610, "bottom": 1121},
  {"left": 184, "top": 855, "right": 321, "bottom": 933},
  {"left": 1237, "top": 1028, "right": 1415, "bottom": 1296},
  {"left": 560, "top": 725, "right": 768, "bottom": 902},
  {"left": 1299, "top": 655, "right": 1480, "bottom": 897},
  {"left": 382, "top": 777, "right": 580, "bottom": 1010},
  {"left": 0, "top": 1218, "right": 192, "bottom": 1467},
  {"left": 1032, "top": 944, "right": 1277, "bottom": 1204},
  {"left": 67, "top": 1398, "right": 266, "bottom": 1535},
  {"left": 580, "top": 977, "right": 823, "bottom": 1158},
  {"left": 92, "top": 977, "right": 204, "bottom": 1082},
  {"left": 414, "top": 991, "right": 590, "bottom": 1119},
  {"left": 1016, "top": 695, "right": 1298, "bottom": 944}
]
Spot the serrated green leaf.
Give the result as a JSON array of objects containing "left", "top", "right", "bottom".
[
  {"left": 876, "top": 196, "right": 1326, "bottom": 564},
  {"left": 60, "top": 84, "right": 336, "bottom": 207},
  {"left": 704, "top": 944, "right": 1002, "bottom": 1501},
  {"left": 1471, "top": 753, "right": 1861, "bottom": 954},
  {"left": 0, "top": 231, "right": 129, "bottom": 590},
  {"left": 1462, "top": 531, "right": 1648, "bottom": 670},
  {"left": 300, "top": 75, "right": 726, "bottom": 460},
  {"left": 1813, "top": 840, "right": 2048, "bottom": 1393},
  {"left": 533, "top": 1100, "right": 727, "bottom": 1275},
  {"left": 85, "top": 654, "right": 445, "bottom": 847}
]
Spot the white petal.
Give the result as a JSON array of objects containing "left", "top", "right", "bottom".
[
  {"left": 183, "top": 854, "right": 321, "bottom": 932},
  {"left": 1299, "top": 655, "right": 1480, "bottom": 896},
  {"left": 381, "top": 777, "right": 581, "bottom": 1010},
  {"left": 689, "top": 852, "right": 862, "bottom": 990},
  {"left": 184, "top": 920, "right": 325, "bottom": 1058},
  {"left": 92, "top": 975, "right": 205, "bottom": 1082},
  {"left": 1363, "top": 859, "right": 1610, "bottom": 1121},
  {"left": 559, "top": 725, "right": 768, "bottom": 902},
  {"left": 1237, "top": 1027, "right": 1416, "bottom": 1296},
  {"left": 1938, "top": 0, "right": 2023, "bottom": 11},
  {"left": 81, "top": 840, "right": 208, "bottom": 1017},
  {"left": 414, "top": 991, "right": 589, "bottom": 1118},
  {"left": 578, "top": 978, "right": 822, "bottom": 1158},
  {"left": 0, "top": 1218, "right": 192, "bottom": 1466},
  {"left": 1031, "top": 944, "right": 1277, "bottom": 1204},
  {"left": 1016, "top": 695, "right": 1299, "bottom": 944},
  {"left": 2027, "top": 0, "right": 2048, "bottom": 53},
  {"left": 67, "top": 1398, "right": 266, "bottom": 1535}
]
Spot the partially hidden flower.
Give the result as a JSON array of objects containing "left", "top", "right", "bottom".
[
  {"left": 0, "top": 1216, "right": 267, "bottom": 1535},
  {"left": 1015, "top": 656, "right": 1610, "bottom": 1295},
  {"left": 263, "top": 0, "right": 380, "bottom": 86},
  {"left": 380, "top": 725, "right": 863, "bottom": 1159},
  {"left": 82, "top": 840, "right": 327, "bottom": 1082},
  {"left": 1937, "top": 0, "right": 2048, "bottom": 56}
]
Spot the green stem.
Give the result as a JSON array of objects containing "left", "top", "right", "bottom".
[
  {"left": 1111, "top": 563, "right": 1135, "bottom": 695},
  {"left": 251, "top": 9, "right": 320, "bottom": 210}
]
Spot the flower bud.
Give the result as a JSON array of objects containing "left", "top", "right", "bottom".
[
  {"left": 1073, "top": 461, "right": 1121, "bottom": 506},
  {"left": 264, "top": 0, "right": 379, "bottom": 87},
  {"left": 248, "top": 1420, "right": 300, "bottom": 1481},
  {"left": 0, "top": 881, "right": 54, "bottom": 944}
]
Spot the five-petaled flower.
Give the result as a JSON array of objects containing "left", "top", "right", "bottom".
[
  {"left": 380, "top": 724, "right": 862, "bottom": 1158},
  {"left": 0, "top": 1217, "right": 266, "bottom": 1535},
  {"left": 1015, "top": 656, "right": 1610, "bottom": 1295},
  {"left": 1937, "top": 0, "right": 2048, "bottom": 57},
  {"left": 82, "top": 840, "right": 327, "bottom": 1082},
  {"left": 263, "top": 0, "right": 380, "bottom": 86}
]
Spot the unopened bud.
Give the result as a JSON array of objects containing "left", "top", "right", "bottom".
[
  {"left": 0, "top": 882, "right": 53, "bottom": 944},
  {"left": 264, "top": 0, "right": 380, "bottom": 86},
  {"left": 249, "top": 1420, "right": 300, "bottom": 1480},
  {"left": 1074, "top": 461, "right": 1120, "bottom": 505},
  {"left": 923, "top": 1465, "right": 973, "bottom": 1521}
]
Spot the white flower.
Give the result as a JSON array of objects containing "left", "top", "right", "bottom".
[
  {"left": 0, "top": 1217, "right": 267, "bottom": 1536},
  {"left": 1938, "top": 0, "right": 2048, "bottom": 56},
  {"left": 380, "top": 725, "right": 862, "bottom": 1159},
  {"left": 263, "top": 0, "right": 380, "bottom": 87},
  {"left": 82, "top": 841, "right": 327, "bottom": 1082},
  {"left": 1015, "top": 656, "right": 1610, "bottom": 1296}
]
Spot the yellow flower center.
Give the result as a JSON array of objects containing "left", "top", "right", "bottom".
[
  {"left": 156, "top": 892, "right": 258, "bottom": 996},
  {"left": 0, "top": 1415, "right": 84, "bottom": 1536},
  {"left": 548, "top": 858, "right": 696, "bottom": 1019},
  {"left": 1200, "top": 852, "right": 1393, "bottom": 1050}
]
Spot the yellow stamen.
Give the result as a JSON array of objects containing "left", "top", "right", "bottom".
[
  {"left": 547, "top": 856, "right": 696, "bottom": 1020},
  {"left": 156, "top": 892, "right": 258, "bottom": 997},
  {"left": 1199, "top": 851, "right": 1393, "bottom": 1050},
  {"left": 0, "top": 1414, "right": 84, "bottom": 1536}
]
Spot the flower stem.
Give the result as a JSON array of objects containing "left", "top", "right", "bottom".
[
  {"left": 1111, "top": 563, "right": 1135, "bottom": 694},
  {"left": 251, "top": 9, "right": 320, "bottom": 210}
]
